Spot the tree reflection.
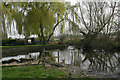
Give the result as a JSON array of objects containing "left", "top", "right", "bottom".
[
  {"left": 25, "top": 47, "right": 119, "bottom": 75},
  {"left": 71, "top": 49, "right": 120, "bottom": 75}
]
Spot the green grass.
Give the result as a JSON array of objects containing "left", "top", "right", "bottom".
[
  {"left": 2, "top": 65, "right": 68, "bottom": 78},
  {"left": 2, "top": 65, "right": 96, "bottom": 79},
  {"left": 1, "top": 44, "right": 59, "bottom": 49},
  {"left": 0, "top": 66, "right": 2, "bottom": 79}
]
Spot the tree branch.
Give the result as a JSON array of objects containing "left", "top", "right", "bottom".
[{"left": 47, "top": 18, "right": 64, "bottom": 42}]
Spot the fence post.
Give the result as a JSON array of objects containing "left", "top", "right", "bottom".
[{"left": 58, "top": 50, "right": 59, "bottom": 66}]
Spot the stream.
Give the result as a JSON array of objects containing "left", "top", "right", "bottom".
[{"left": 1, "top": 46, "right": 120, "bottom": 78}]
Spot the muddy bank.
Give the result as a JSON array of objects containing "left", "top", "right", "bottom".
[{"left": 2, "top": 44, "right": 67, "bottom": 57}]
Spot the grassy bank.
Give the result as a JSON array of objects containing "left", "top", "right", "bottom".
[
  {"left": 1, "top": 44, "right": 62, "bottom": 49},
  {"left": 2, "top": 64, "right": 99, "bottom": 79},
  {"left": 2, "top": 65, "right": 68, "bottom": 78},
  {"left": 2, "top": 44, "right": 67, "bottom": 57}
]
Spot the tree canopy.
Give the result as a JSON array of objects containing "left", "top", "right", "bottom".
[
  {"left": 66, "top": 2, "right": 118, "bottom": 37},
  {"left": 1, "top": 2, "right": 68, "bottom": 43},
  {"left": 1, "top": 1, "right": 119, "bottom": 43}
]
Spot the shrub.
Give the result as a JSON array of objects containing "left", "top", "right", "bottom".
[
  {"left": 88, "top": 38, "right": 118, "bottom": 52},
  {"left": 2, "top": 39, "right": 16, "bottom": 46}
]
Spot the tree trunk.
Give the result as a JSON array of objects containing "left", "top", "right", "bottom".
[{"left": 40, "top": 24, "right": 45, "bottom": 44}]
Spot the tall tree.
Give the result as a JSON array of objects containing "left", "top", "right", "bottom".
[
  {"left": 1, "top": 2, "right": 67, "bottom": 44},
  {"left": 66, "top": 2, "right": 118, "bottom": 47},
  {"left": 23, "top": 2, "right": 66, "bottom": 43},
  {"left": 68, "top": 2, "right": 117, "bottom": 36},
  {"left": 61, "top": 1, "right": 119, "bottom": 51},
  {"left": 1, "top": 2, "right": 23, "bottom": 39}
]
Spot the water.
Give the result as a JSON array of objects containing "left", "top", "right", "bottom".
[
  {"left": 0, "top": 52, "right": 40, "bottom": 62},
  {"left": 53, "top": 46, "right": 120, "bottom": 76},
  {"left": 1, "top": 46, "right": 120, "bottom": 77}
]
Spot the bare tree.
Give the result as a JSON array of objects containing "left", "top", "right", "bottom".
[
  {"left": 66, "top": 1, "right": 118, "bottom": 50},
  {"left": 68, "top": 2, "right": 118, "bottom": 37}
]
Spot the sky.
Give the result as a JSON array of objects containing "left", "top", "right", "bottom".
[{"left": 66, "top": 0, "right": 78, "bottom": 5}]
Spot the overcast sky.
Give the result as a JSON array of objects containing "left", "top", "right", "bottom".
[{"left": 66, "top": 0, "right": 78, "bottom": 5}]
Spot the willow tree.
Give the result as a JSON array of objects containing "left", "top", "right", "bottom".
[
  {"left": 2, "top": 2, "right": 12, "bottom": 39},
  {"left": 1, "top": 2, "right": 23, "bottom": 39},
  {"left": 1, "top": 2, "right": 67, "bottom": 44},
  {"left": 21, "top": 2, "right": 66, "bottom": 43}
]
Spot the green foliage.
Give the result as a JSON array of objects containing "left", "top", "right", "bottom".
[
  {"left": 24, "top": 4, "right": 54, "bottom": 36},
  {"left": 14, "top": 12, "right": 23, "bottom": 34},
  {"left": 23, "top": 2, "right": 66, "bottom": 40},
  {"left": 2, "top": 2, "right": 66, "bottom": 44},
  {"left": 2, "top": 3, "right": 8, "bottom": 39},
  {"left": 2, "top": 2, "right": 23, "bottom": 38},
  {"left": 60, "top": 21, "right": 64, "bottom": 33}
]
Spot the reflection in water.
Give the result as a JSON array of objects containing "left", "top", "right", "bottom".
[
  {"left": 1, "top": 46, "right": 120, "bottom": 76},
  {"left": 52, "top": 46, "right": 120, "bottom": 76}
]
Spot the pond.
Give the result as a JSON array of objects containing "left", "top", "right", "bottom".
[{"left": 1, "top": 46, "right": 120, "bottom": 78}]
